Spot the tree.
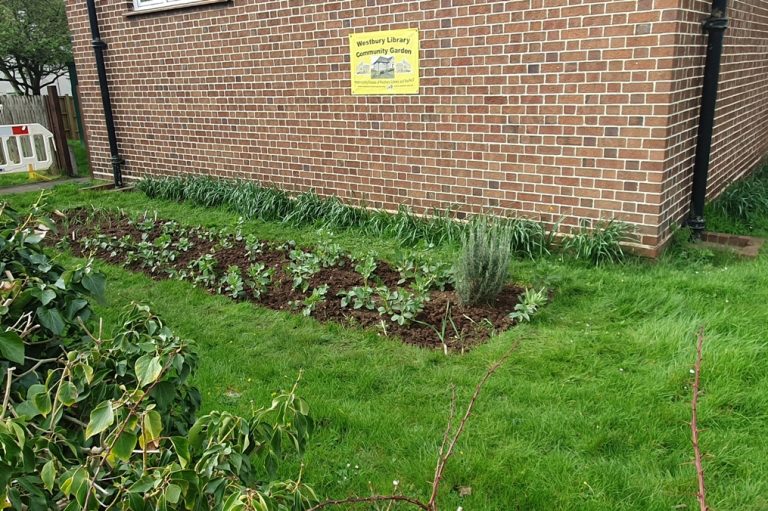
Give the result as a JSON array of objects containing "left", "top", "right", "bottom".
[{"left": 0, "top": 0, "right": 72, "bottom": 95}]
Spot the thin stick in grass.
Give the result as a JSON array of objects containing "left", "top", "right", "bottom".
[{"left": 691, "top": 328, "right": 709, "bottom": 511}]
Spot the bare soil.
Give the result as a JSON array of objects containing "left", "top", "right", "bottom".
[{"left": 61, "top": 209, "right": 524, "bottom": 350}]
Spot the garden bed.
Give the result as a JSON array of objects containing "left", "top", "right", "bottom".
[{"left": 58, "top": 208, "right": 528, "bottom": 350}]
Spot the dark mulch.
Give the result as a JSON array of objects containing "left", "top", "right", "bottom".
[{"left": 59, "top": 209, "right": 523, "bottom": 350}]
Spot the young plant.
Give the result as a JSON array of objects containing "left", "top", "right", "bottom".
[
  {"left": 288, "top": 249, "right": 321, "bottom": 292},
  {"left": 395, "top": 251, "right": 454, "bottom": 291},
  {"left": 508, "top": 287, "right": 548, "bottom": 323},
  {"left": 188, "top": 253, "right": 218, "bottom": 288},
  {"left": 454, "top": 217, "right": 513, "bottom": 305},
  {"left": 132, "top": 211, "right": 157, "bottom": 232},
  {"left": 246, "top": 263, "right": 274, "bottom": 299},
  {"left": 353, "top": 253, "right": 377, "bottom": 284},
  {"left": 220, "top": 265, "right": 246, "bottom": 299},
  {"left": 394, "top": 253, "right": 419, "bottom": 285},
  {"left": 376, "top": 287, "right": 427, "bottom": 326},
  {"left": 175, "top": 236, "right": 193, "bottom": 252},
  {"left": 315, "top": 229, "right": 346, "bottom": 267},
  {"left": 244, "top": 234, "right": 265, "bottom": 261},
  {"left": 338, "top": 286, "right": 376, "bottom": 310},
  {"left": 301, "top": 284, "right": 329, "bottom": 317}
]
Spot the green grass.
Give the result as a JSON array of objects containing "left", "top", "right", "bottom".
[
  {"left": 5, "top": 185, "right": 768, "bottom": 510},
  {"left": 0, "top": 172, "right": 38, "bottom": 187},
  {"left": 137, "top": 176, "right": 566, "bottom": 256},
  {"left": 68, "top": 139, "right": 91, "bottom": 176},
  {"left": 706, "top": 162, "right": 768, "bottom": 238}
]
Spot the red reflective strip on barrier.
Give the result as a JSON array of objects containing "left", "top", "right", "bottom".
[{"left": 11, "top": 126, "right": 28, "bottom": 135}]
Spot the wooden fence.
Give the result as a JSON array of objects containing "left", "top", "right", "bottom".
[
  {"left": 0, "top": 95, "right": 49, "bottom": 128},
  {"left": 0, "top": 94, "right": 80, "bottom": 141},
  {"left": 58, "top": 96, "right": 79, "bottom": 141},
  {"left": 1, "top": 88, "right": 80, "bottom": 176}
]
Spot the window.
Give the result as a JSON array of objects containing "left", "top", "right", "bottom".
[{"left": 132, "top": 0, "right": 226, "bottom": 13}]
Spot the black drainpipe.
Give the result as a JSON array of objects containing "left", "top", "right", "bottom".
[
  {"left": 85, "top": 0, "right": 124, "bottom": 187},
  {"left": 687, "top": 0, "right": 728, "bottom": 237}
]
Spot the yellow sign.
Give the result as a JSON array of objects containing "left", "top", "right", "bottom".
[{"left": 350, "top": 29, "right": 419, "bottom": 95}]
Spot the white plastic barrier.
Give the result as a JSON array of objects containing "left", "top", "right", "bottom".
[{"left": 0, "top": 124, "right": 56, "bottom": 174}]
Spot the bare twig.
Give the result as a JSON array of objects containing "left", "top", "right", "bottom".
[
  {"left": 307, "top": 495, "right": 430, "bottom": 511},
  {"left": 427, "top": 343, "right": 519, "bottom": 508},
  {"left": 691, "top": 329, "right": 709, "bottom": 511},
  {"left": 17, "top": 357, "right": 61, "bottom": 378},
  {"left": 437, "top": 385, "right": 457, "bottom": 462},
  {"left": 1, "top": 366, "right": 15, "bottom": 420},
  {"left": 310, "top": 342, "right": 520, "bottom": 511}
]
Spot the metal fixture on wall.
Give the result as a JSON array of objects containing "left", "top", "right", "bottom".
[
  {"left": 85, "top": 0, "right": 124, "bottom": 187},
  {"left": 687, "top": 0, "right": 728, "bottom": 237}
]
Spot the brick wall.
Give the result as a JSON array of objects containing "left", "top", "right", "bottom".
[
  {"left": 660, "top": 0, "right": 768, "bottom": 243},
  {"left": 65, "top": 0, "right": 768, "bottom": 253}
]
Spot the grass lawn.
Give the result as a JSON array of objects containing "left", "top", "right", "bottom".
[
  {"left": 0, "top": 171, "right": 39, "bottom": 187},
  {"left": 5, "top": 184, "right": 768, "bottom": 510}
]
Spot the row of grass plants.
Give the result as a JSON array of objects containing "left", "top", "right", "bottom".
[{"left": 137, "top": 175, "right": 632, "bottom": 265}]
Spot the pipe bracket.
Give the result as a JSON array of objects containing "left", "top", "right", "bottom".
[{"left": 702, "top": 12, "right": 728, "bottom": 31}]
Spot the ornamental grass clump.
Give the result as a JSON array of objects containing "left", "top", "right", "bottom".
[{"left": 455, "top": 216, "right": 513, "bottom": 305}]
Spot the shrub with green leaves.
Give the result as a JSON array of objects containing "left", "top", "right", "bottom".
[
  {"left": 0, "top": 200, "right": 316, "bottom": 511},
  {"left": 454, "top": 218, "right": 513, "bottom": 305}
]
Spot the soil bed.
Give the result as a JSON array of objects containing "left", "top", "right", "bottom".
[{"left": 59, "top": 208, "right": 526, "bottom": 350}]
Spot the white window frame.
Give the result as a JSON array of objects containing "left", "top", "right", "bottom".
[{"left": 133, "top": 0, "right": 213, "bottom": 12}]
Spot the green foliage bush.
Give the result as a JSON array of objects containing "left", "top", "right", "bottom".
[
  {"left": 454, "top": 218, "right": 513, "bottom": 305},
  {"left": 0, "top": 198, "right": 316, "bottom": 510}
]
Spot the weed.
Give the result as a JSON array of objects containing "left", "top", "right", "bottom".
[
  {"left": 708, "top": 164, "right": 768, "bottom": 222},
  {"left": 417, "top": 301, "right": 461, "bottom": 355},
  {"left": 454, "top": 217, "right": 513, "bottom": 305},
  {"left": 137, "top": 176, "right": 578, "bottom": 260},
  {"left": 285, "top": 190, "right": 330, "bottom": 226},
  {"left": 506, "top": 216, "right": 558, "bottom": 258}
]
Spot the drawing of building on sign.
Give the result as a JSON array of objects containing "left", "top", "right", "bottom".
[
  {"left": 396, "top": 59, "right": 412, "bottom": 73},
  {"left": 356, "top": 61, "right": 370, "bottom": 75},
  {"left": 371, "top": 56, "right": 394, "bottom": 79}
]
